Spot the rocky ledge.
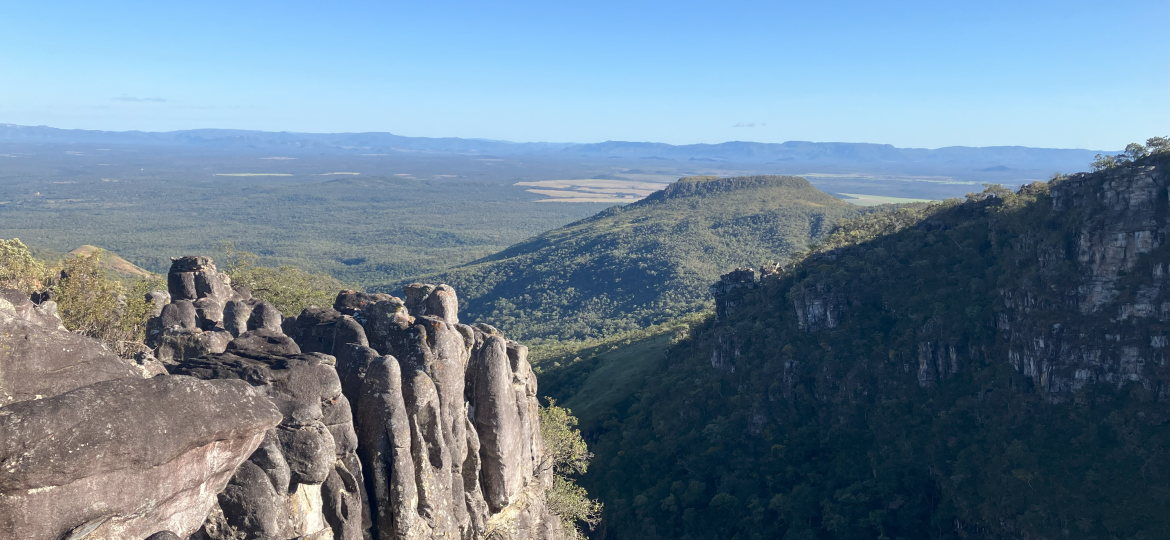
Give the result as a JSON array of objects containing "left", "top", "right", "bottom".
[{"left": 0, "top": 256, "right": 562, "bottom": 540}]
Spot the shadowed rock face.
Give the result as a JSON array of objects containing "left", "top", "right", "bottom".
[
  {"left": 148, "top": 256, "right": 255, "bottom": 363},
  {"left": 174, "top": 350, "right": 368, "bottom": 540},
  {"left": 0, "top": 375, "right": 281, "bottom": 540}
]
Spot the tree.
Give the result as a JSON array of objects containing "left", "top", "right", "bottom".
[
  {"left": 55, "top": 250, "right": 158, "bottom": 356},
  {"left": 539, "top": 400, "right": 603, "bottom": 539},
  {"left": 1092, "top": 137, "right": 1169, "bottom": 171},
  {"left": 220, "top": 242, "right": 347, "bottom": 317}
]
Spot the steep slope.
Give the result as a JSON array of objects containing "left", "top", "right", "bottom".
[
  {"left": 567, "top": 155, "right": 1168, "bottom": 539},
  {"left": 407, "top": 176, "right": 865, "bottom": 342}
]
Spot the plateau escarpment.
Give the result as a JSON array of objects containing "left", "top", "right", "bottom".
[
  {"left": 573, "top": 154, "right": 1168, "bottom": 539},
  {"left": 0, "top": 257, "right": 566, "bottom": 540}
]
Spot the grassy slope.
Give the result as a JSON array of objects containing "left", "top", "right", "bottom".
[
  {"left": 410, "top": 175, "right": 864, "bottom": 343},
  {"left": 68, "top": 245, "right": 153, "bottom": 277}
]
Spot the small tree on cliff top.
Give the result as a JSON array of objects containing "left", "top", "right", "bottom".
[
  {"left": 1091, "top": 136, "right": 1169, "bottom": 171},
  {"left": 0, "top": 238, "right": 48, "bottom": 293}
]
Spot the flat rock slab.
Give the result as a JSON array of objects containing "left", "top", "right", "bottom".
[
  {"left": 0, "top": 375, "right": 282, "bottom": 540},
  {"left": 0, "top": 311, "right": 141, "bottom": 406}
]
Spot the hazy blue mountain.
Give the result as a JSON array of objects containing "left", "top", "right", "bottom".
[
  {"left": 0, "top": 123, "right": 570, "bottom": 155},
  {"left": 1, "top": 123, "right": 1109, "bottom": 171}
]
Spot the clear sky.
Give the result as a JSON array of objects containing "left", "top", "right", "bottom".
[{"left": 1, "top": 0, "right": 1165, "bottom": 149}]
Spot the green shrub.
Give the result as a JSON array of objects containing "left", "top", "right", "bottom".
[
  {"left": 220, "top": 242, "right": 349, "bottom": 317},
  {"left": 0, "top": 238, "right": 48, "bottom": 293},
  {"left": 56, "top": 250, "right": 158, "bottom": 356},
  {"left": 539, "top": 400, "right": 602, "bottom": 539}
]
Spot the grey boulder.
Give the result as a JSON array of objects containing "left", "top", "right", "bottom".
[{"left": 0, "top": 375, "right": 281, "bottom": 540}]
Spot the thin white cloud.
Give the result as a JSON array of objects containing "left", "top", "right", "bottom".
[
  {"left": 112, "top": 95, "right": 166, "bottom": 103},
  {"left": 732, "top": 123, "right": 767, "bottom": 128}
]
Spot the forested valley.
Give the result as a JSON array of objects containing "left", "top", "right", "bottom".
[{"left": 1, "top": 141, "right": 1166, "bottom": 540}]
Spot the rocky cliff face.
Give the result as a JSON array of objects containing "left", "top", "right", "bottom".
[
  {"left": 999, "top": 163, "right": 1168, "bottom": 399},
  {"left": 288, "top": 286, "right": 562, "bottom": 540},
  {"left": 707, "top": 159, "right": 1169, "bottom": 402},
  {"left": 0, "top": 255, "right": 561, "bottom": 540}
]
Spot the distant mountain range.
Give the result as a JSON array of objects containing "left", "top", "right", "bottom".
[{"left": 1, "top": 123, "right": 1110, "bottom": 170}]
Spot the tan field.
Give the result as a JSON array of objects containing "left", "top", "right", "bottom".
[
  {"left": 517, "top": 178, "right": 672, "bottom": 202},
  {"left": 214, "top": 173, "right": 293, "bottom": 177},
  {"left": 837, "top": 193, "right": 937, "bottom": 206}
]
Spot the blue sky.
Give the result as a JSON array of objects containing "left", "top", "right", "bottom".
[{"left": 1, "top": 0, "right": 1165, "bottom": 149}]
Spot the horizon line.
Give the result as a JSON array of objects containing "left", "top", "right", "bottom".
[{"left": 0, "top": 122, "right": 1116, "bottom": 153}]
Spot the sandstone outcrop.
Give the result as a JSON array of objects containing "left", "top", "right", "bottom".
[
  {"left": 0, "top": 288, "right": 141, "bottom": 405},
  {"left": 708, "top": 268, "right": 757, "bottom": 322},
  {"left": 285, "top": 285, "right": 562, "bottom": 540},
  {"left": 173, "top": 350, "right": 366, "bottom": 540},
  {"left": 147, "top": 256, "right": 257, "bottom": 364},
  {"left": 0, "top": 375, "right": 281, "bottom": 540},
  {"left": 0, "top": 287, "right": 65, "bottom": 329},
  {"left": 998, "top": 164, "right": 1170, "bottom": 400},
  {"left": 3, "top": 251, "right": 565, "bottom": 540}
]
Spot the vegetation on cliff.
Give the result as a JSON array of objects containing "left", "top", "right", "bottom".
[
  {"left": 415, "top": 175, "right": 867, "bottom": 343},
  {"left": 219, "top": 242, "right": 348, "bottom": 316},
  {"left": 540, "top": 401, "right": 604, "bottom": 538},
  {"left": 1, "top": 240, "right": 347, "bottom": 355},
  {"left": 0, "top": 238, "right": 48, "bottom": 293},
  {"left": 55, "top": 252, "right": 160, "bottom": 355},
  {"left": 553, "top": 148, "right": 1168, "bottom": 540},
  {"left": 1, "top": 240, "right": 159, "bottom": 354}
]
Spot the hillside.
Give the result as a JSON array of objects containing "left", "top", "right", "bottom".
[
  {"left": 67, "top": 245, "right": 152, "bottom": 277},
  {"left": 551, "top": 149, "right": 1168, "bottom": 539},
  {"left": 406, "top": 175, "right": 866, "bottom": 342}
]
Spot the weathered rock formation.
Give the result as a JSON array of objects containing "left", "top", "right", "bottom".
[
  {"left": 0, "top": 287, "right": 282, "bottom": 540},
  {"left": 0, "top": 376, "right": 281, "bottom": 540},
  {"left": 708, "top": 267, "right": 757, "bottom": 322},
  {"left": 1, "top": 290, "right": 143, "bottom": 405},
  {"left": 283, "top": 287, "right": 562, "bottom": 540},
  {"left": 173, "top": 349, "right": 366, "bottom": 540},
  {"left": 147, "top": 256, "right": 261, "bottom": 364},
  {"left": 3, "top": 251, "right": 563, "bottom": 540},
  {"left": 997, "top": 164, "right": 1169, "bottom": 399}
]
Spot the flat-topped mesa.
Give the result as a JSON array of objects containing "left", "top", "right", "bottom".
[{"left": 284, "top": 285, "right": 560, "bottom": 540}]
